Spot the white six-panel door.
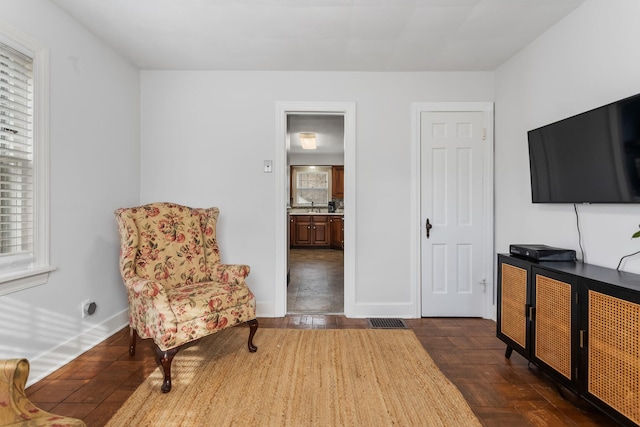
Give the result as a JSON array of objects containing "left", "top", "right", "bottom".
[{"left": 420, "top": 111, "right": 487, "bottom": 317}]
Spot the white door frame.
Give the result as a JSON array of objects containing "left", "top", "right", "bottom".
[
  {"left": 274, "top": 102, "right": 356, "bottom": 317},
  {"left": 410, "top": 102, "right": 495, "bottom": 319}
]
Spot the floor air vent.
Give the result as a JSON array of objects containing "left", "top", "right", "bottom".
[{"left": 367, "top": 318, "right": 408, "bottom": 329}]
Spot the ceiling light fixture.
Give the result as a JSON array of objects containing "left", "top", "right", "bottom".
[{"left": 298, "top": 132, "right": 317, "bottom": 150}]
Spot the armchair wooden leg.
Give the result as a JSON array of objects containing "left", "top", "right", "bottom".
[
  {"left": 247, "top": 318, "right": 258, "bottom": 353},
  {"left": 129, "top": 327, "right": 137, "bottom": 356},
  {"left": 153, "top": 345, "right": 181, "bottom": 393}
]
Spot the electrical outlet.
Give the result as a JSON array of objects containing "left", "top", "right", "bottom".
[{"left": 81, "top": 299, "right": 96, "bottom": 318}]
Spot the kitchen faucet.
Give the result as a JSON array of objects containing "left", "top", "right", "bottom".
[{"left": 309, "top": 202, "right": 321, "bottom": 213}]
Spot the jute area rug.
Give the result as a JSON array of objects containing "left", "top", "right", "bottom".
[{"left": 106, "top": 328, "right": 481, "bottom": 427}]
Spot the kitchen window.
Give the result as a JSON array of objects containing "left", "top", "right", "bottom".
[
  {"left": 0, "top": 27, "right": 53, "bottom": 295},
  {"left": 291, "top": 166, "right": 332, "bottom": 207}
]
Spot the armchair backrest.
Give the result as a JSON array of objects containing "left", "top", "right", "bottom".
[{"left": 115, "top": 203, "right": 221, "bottom": 286}]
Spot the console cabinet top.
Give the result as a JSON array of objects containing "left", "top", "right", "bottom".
[{"left": 499, "top": 253, "right": 640, "bottom": 293}]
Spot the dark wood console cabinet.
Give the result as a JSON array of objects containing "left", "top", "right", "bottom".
[{"left": 497, "top": 254, "right": 640, "bottom": 426}]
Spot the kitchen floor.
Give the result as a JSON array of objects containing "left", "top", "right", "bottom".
[{"left": 287, "top": 248, "right": 344, "bottom": 314}]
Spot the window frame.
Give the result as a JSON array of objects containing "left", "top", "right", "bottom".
[
  {"left": 0, "top": 23, "right": 53, "bottom": 296},
  {"left": 291, "top": 166, "right": 332, "bottom": 208}
]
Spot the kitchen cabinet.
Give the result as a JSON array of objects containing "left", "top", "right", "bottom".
[
  {"left": 497, "top": 254, "right": 640, "bottom": 426},
  {"left": 332, "top": 166, "right": 344, "bottom": 199},
  {"left": 290, "top": 215, "right": 330, "bottom": 247},
  {"left": 291, "top": 215, "right": 311, "bottom": 246},
  {"left": 330, "top": 216, "right": 344, "bottom": 250}
]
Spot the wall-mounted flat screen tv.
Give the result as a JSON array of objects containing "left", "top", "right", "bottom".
[{"left": 528, "top": 93, "right": 640, "bottom": 203}]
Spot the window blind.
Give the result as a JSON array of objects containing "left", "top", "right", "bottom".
[{"left": 0, "top": 42, "right": 33, "bottom": 257}]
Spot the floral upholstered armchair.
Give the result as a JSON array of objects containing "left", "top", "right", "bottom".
[
  {"left": 0, "top": 359, "right": 86, "bottom": 427},
  {"left": 114, "top": 202, "right": 258, "bottom": 393}
]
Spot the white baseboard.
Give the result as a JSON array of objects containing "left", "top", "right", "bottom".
[{"left": 27, "top": 309, "right": 129, "bottom": 387}]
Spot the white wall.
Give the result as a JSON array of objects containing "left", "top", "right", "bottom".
[
  {"left": 495, "top": 0, "right": 640, "bottom": 272},
  {"left": 0, "top": 0, "right": 139, "bottom": 383},
  {"left": 140, "top": 71, "right": 493, "bottom": 317}
]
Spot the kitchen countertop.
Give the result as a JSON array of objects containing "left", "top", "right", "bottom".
[{"left": 289, "top": 211, "right": 343, "bottom": 215}]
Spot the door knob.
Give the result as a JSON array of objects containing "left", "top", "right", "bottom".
[{"left": 426, "top": 218, "right": 433, "bottom": 238}]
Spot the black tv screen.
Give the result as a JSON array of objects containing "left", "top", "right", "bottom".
[{"left": 528, "top": 93, "right": 640, "bottom": 203}]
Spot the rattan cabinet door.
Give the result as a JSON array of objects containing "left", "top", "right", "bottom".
[
  {"left": 583, "top": 283, "right": 640, "bottom": 426},
  {"left": 497, "top": 255, "right": 531, "bottom": 359},
  {"left": 532, "top": 267, "right": 577, "bottom": 389}
]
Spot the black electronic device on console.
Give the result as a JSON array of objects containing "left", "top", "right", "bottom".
[{"left": 509, "top": 244, "right": 576, "bottom": 262}]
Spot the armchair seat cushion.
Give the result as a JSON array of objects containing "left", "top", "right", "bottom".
[{"left": 167, "top": 281, "right": 255, "bottom": 324}]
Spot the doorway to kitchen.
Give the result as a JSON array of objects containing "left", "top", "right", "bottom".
[
  {"left": 287, "top": 115, "right": 344, "bottom": 314},
  {"left": 274, "top": 102, "right": 356, "bottom": 317}
]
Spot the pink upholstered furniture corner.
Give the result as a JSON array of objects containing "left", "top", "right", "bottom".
[
  {"left": 114, "top": 202, "right": 258, "bottom": 393},
  {"left": 0, "top": 358, "right": 86, "bottom": 427}
]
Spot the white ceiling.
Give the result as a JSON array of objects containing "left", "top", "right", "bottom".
[
  {"left": 49, "top": 0, "right": 585, "bottom": 71},
  {"left": 288, "top": 114, "right": 345, "bottom": 154}
]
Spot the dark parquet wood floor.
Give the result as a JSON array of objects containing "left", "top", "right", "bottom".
[
  {"left": 25, "top": 251, "right": 618, "bottom": 425},
  {"left": 26, "top": 316, "right": 617, "bottom": 427}
]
